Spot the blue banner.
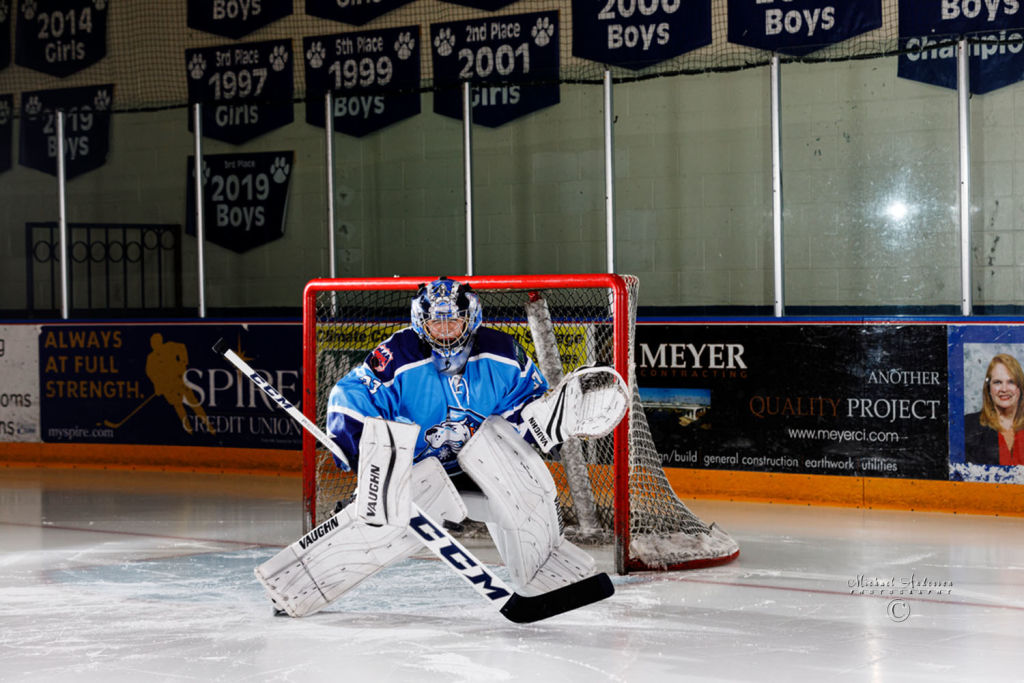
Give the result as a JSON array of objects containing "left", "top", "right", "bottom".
[
  {"left": 0, "top": 94, "right": 11, "bottom": 174},
  {"left": 39, "top": 324, "right": 302, "bottom": 449},
  {"left": 431, "top": 11, "right": 560, "bottom": 128},
  {"left": 0, "top": 0, "right": 10, "bottom": 71},
  {"left": 572, "top": 0, "right": 711, "bottom": 71},
  {"left": 15, "top": 0, "right": 108, "bottom": 77},
  {"left": 185, "top": 151, "right": 294, "bottom": 254},
  {"left": 188, "top": 0, "right": 292, "bottom": 39},
  {"left": 898, "top": 1, "right": 1024, "bottom": 93},
  {"left": 185, "top": 39, "right": 294, "bottom": 145},
  {"left": 19, "top": 84, "right": 113, "bottom": 178},
  {"left": 727, "top": 0, "right": 882, "bottom": 56},
  {"left": 306, "top": 0, "right": 415, "bottom": 27},
  {"left": 303, "top": 26, "right": 421, "bottom": 137},
  {"left": 899, "top": 0, "right": 1024, "bottom": 38}
]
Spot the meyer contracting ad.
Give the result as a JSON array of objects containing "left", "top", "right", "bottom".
[{"left": 637, "top": 323, "right": 948, "bottom": 480}]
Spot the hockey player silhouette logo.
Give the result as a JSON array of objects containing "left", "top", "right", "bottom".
[
  {"left": 103, "top": 333, "right": 215, "bottom": 434},
  {"left": 145, "top": 333, "right": 215, "bottom": 434},
  {"left": 420, "top": 407, "right": 483, "bottom": 471}
]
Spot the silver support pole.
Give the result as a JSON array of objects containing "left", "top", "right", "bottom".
[
  {"left": 56, "top": 109, "right": 69, "bottom": 320},
  {"left": 325, "top": 92, "right": 337, "bottom": 278},
  {"left": 192, "top": 103, "right": 207, "bottom": 318},
  {"left": 770, "top": 55, "right": 785, "bottom": 318},
  {"left": 958, "top": 38, "right": 972, "bottom": 316},
  {"left": 462, "top": 81, "right": 474, "bottom": 276},
  {"left": 604, "top": 70, "right": 615, "bottom": 274}
]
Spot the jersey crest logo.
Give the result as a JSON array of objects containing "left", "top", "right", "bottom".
[
  {"left": 370, "top": 344, "right": 393, "bottom": 371},
  {"left": 419, "top": 407, "right": 484, "bottom": 472}
]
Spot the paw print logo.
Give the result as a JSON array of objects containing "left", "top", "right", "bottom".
[
  {"left": 0, "top": 1, "right": 9, "bottom": 24},
  {"left": 0, "top": 101, "right": 10, "bottom": 126},
  {"left": 270, "top": 44, "right": 289, "bottom": 72},
  {"left": 395, "top": 32, "right": 416, "bottom": 61},
  {"left": 188, "top": 54, "right": 206, "bottom": 80},
  {"left": 93, "top": 89, "right": 111, "bottom": 111},
  {"left": 306, "top": 41, "right": 326, "bottom": 69},
  {"left": 24, "top": 95, "right": 41, "bottom": 116},
  {"left": 21, "top": 0, "right": 36, "bottom": 21},
  {"left": 434, "top": 28, "right": 455, "bottom": 57},
  {"left": 532, "top": 17, "right": 554, "bottom": 48},
  {"left": 270, "top": 157, "right": 291, "bottom": 184},
  {"left": 92, "top": 0, "right": 106, "bottom": 10}
]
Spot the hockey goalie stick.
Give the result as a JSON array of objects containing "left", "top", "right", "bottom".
[{"left": 213, "top": 338, "right": 614, "bottom": 623}]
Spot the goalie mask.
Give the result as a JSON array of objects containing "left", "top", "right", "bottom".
[{"left": 411, "top": 277, "right": 482, "bottom": 374}]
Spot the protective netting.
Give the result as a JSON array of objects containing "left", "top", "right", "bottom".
[
  {"left": 0, "top": 0, "right": 972, "bottom": 114},
  {"left": 304, "top": 274, "right": 739, "bottom": 573}
]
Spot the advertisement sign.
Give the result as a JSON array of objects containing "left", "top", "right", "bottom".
[
  {"left": 185, "top": 151, "right": 293, "bottom": 254},
  {"left": 637, "top": 323, "right": 949, "bottom": 480},
  {"left": 0, "top": 325, "right": 41, "bottom": 443},
  {"left": 15, "top": 0, "right": 108, "bottom": 77},
  {"left": 898, "top": 0, "right": 1024, "bottom": 94},
  {"left": 19, "top": 84, "right": 113, "bottom": 178},
  {"left": 306, "top": 0, "right": 415, "bottom": 27},
  {"left": 431, "top": 11, "right": 560, "bottom": 127},
  {"left": 303, "top": 26, "right": 421, "bottom": 137},
  {"left": 187, "top": 0, "right": 292, "bottom": 39},
  {"left": 39, "top": 324, "right": 302, "bottom": 449},
  {"left": 185, "top": 39, "right": 294, "bottom": 145},
  {"left": 572, "top": 0, "right": 711, "bottom": 71},
  {"left": 727, "top": 0, "right": 882, "bottom": 56}
]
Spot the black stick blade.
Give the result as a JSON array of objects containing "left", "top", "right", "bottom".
[
  {"left": 499, "top": 573, "right": 615, "bottom": 624},
  {"left": 212, "top": 338, "right": 229, "bottom": 356}
]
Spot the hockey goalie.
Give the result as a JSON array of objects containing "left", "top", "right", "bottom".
[{"left": 254, "top": 277, "right": 629, "bottom": 619}]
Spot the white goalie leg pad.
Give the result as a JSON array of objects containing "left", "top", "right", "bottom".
[
  {"left": 457, "top": 416, "right": 596, "bottom": 595},
  {"left": 254, "top": 456, "right": 467, "bottom": 617},
  {"left": 356, "top": 418, "right": 418, "bottom": 527}
]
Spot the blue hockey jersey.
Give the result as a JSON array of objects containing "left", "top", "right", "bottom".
[{"left": 326, "top": 326, "right": 548, "bottom": 474}]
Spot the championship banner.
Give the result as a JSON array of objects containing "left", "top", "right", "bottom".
[
  {"left": 185, "top": 39, "right": 294, "bottom": 145},
  {"left": 39, "top": 324, "right": 302, "bottom": 449},
  {"left": 0, "top": 94, "right": 12, "bottom": 174},
  {"left": 0, "top": 325, "right": 41, "bottom": 443},
  {"left": 187, "top": 0, "right": 292, "bottom": 39},
  {"left": 898, "top": 0, "right": 1024, "bottom": 94},
  {"left": 636, "top": 324, "right": 949, "bottom": 480},
  {"left": 306, "top": 0, "right": 415, "bottom": 27},
  {"left": 431, "top": 11, "right": 560, "bottom": 128},
  {"left": 572, "top": 0, "right": 711, "bottom": 71},
  {"left": 19, "top": 84, "right": 113, "bottom": 179},
  {"left": 185, "top": 151, "right": 294, "bottom": 254},
  {"left": 947, "top": 325, "right": 1024, "bottom": 484},
  {"left": 0, "top": 0, "right": 11, "bottom": 71},
  {"left": 727, "top": 0, "right": 882, "bottom": 56},
  {"left": 15, "top": 0, "right": 108, "bottom": 77},
  {"left": 303, "top": 26, "right": 421, "bottom": 137}
]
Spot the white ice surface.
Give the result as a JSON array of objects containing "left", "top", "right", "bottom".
[{"left": 2, "top": 467, "right": 1023, "bottom": 682}]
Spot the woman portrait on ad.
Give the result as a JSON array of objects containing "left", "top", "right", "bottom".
[{"left": 964, "top": 353, "right": 1024, "bottom": 466}]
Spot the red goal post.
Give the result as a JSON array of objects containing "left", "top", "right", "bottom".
[{"left": 302, "top": 273, "right": 738, "bottom": 574}]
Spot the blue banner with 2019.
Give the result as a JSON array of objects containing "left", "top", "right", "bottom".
[{"left": 39, "top": 324, "right": 302, "bottom": 449}]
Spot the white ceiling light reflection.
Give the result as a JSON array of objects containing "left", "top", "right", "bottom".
[{"left": 885, "top": 200, "right": 909, "bottom": 221}]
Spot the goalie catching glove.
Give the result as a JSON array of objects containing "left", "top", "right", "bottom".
[{"left": 521, "top": 365, "right": 629, "bottom": 453}]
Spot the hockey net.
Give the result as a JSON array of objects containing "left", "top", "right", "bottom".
[{"left": 302, "top": 273, "right": 738, "bottom": 574}]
